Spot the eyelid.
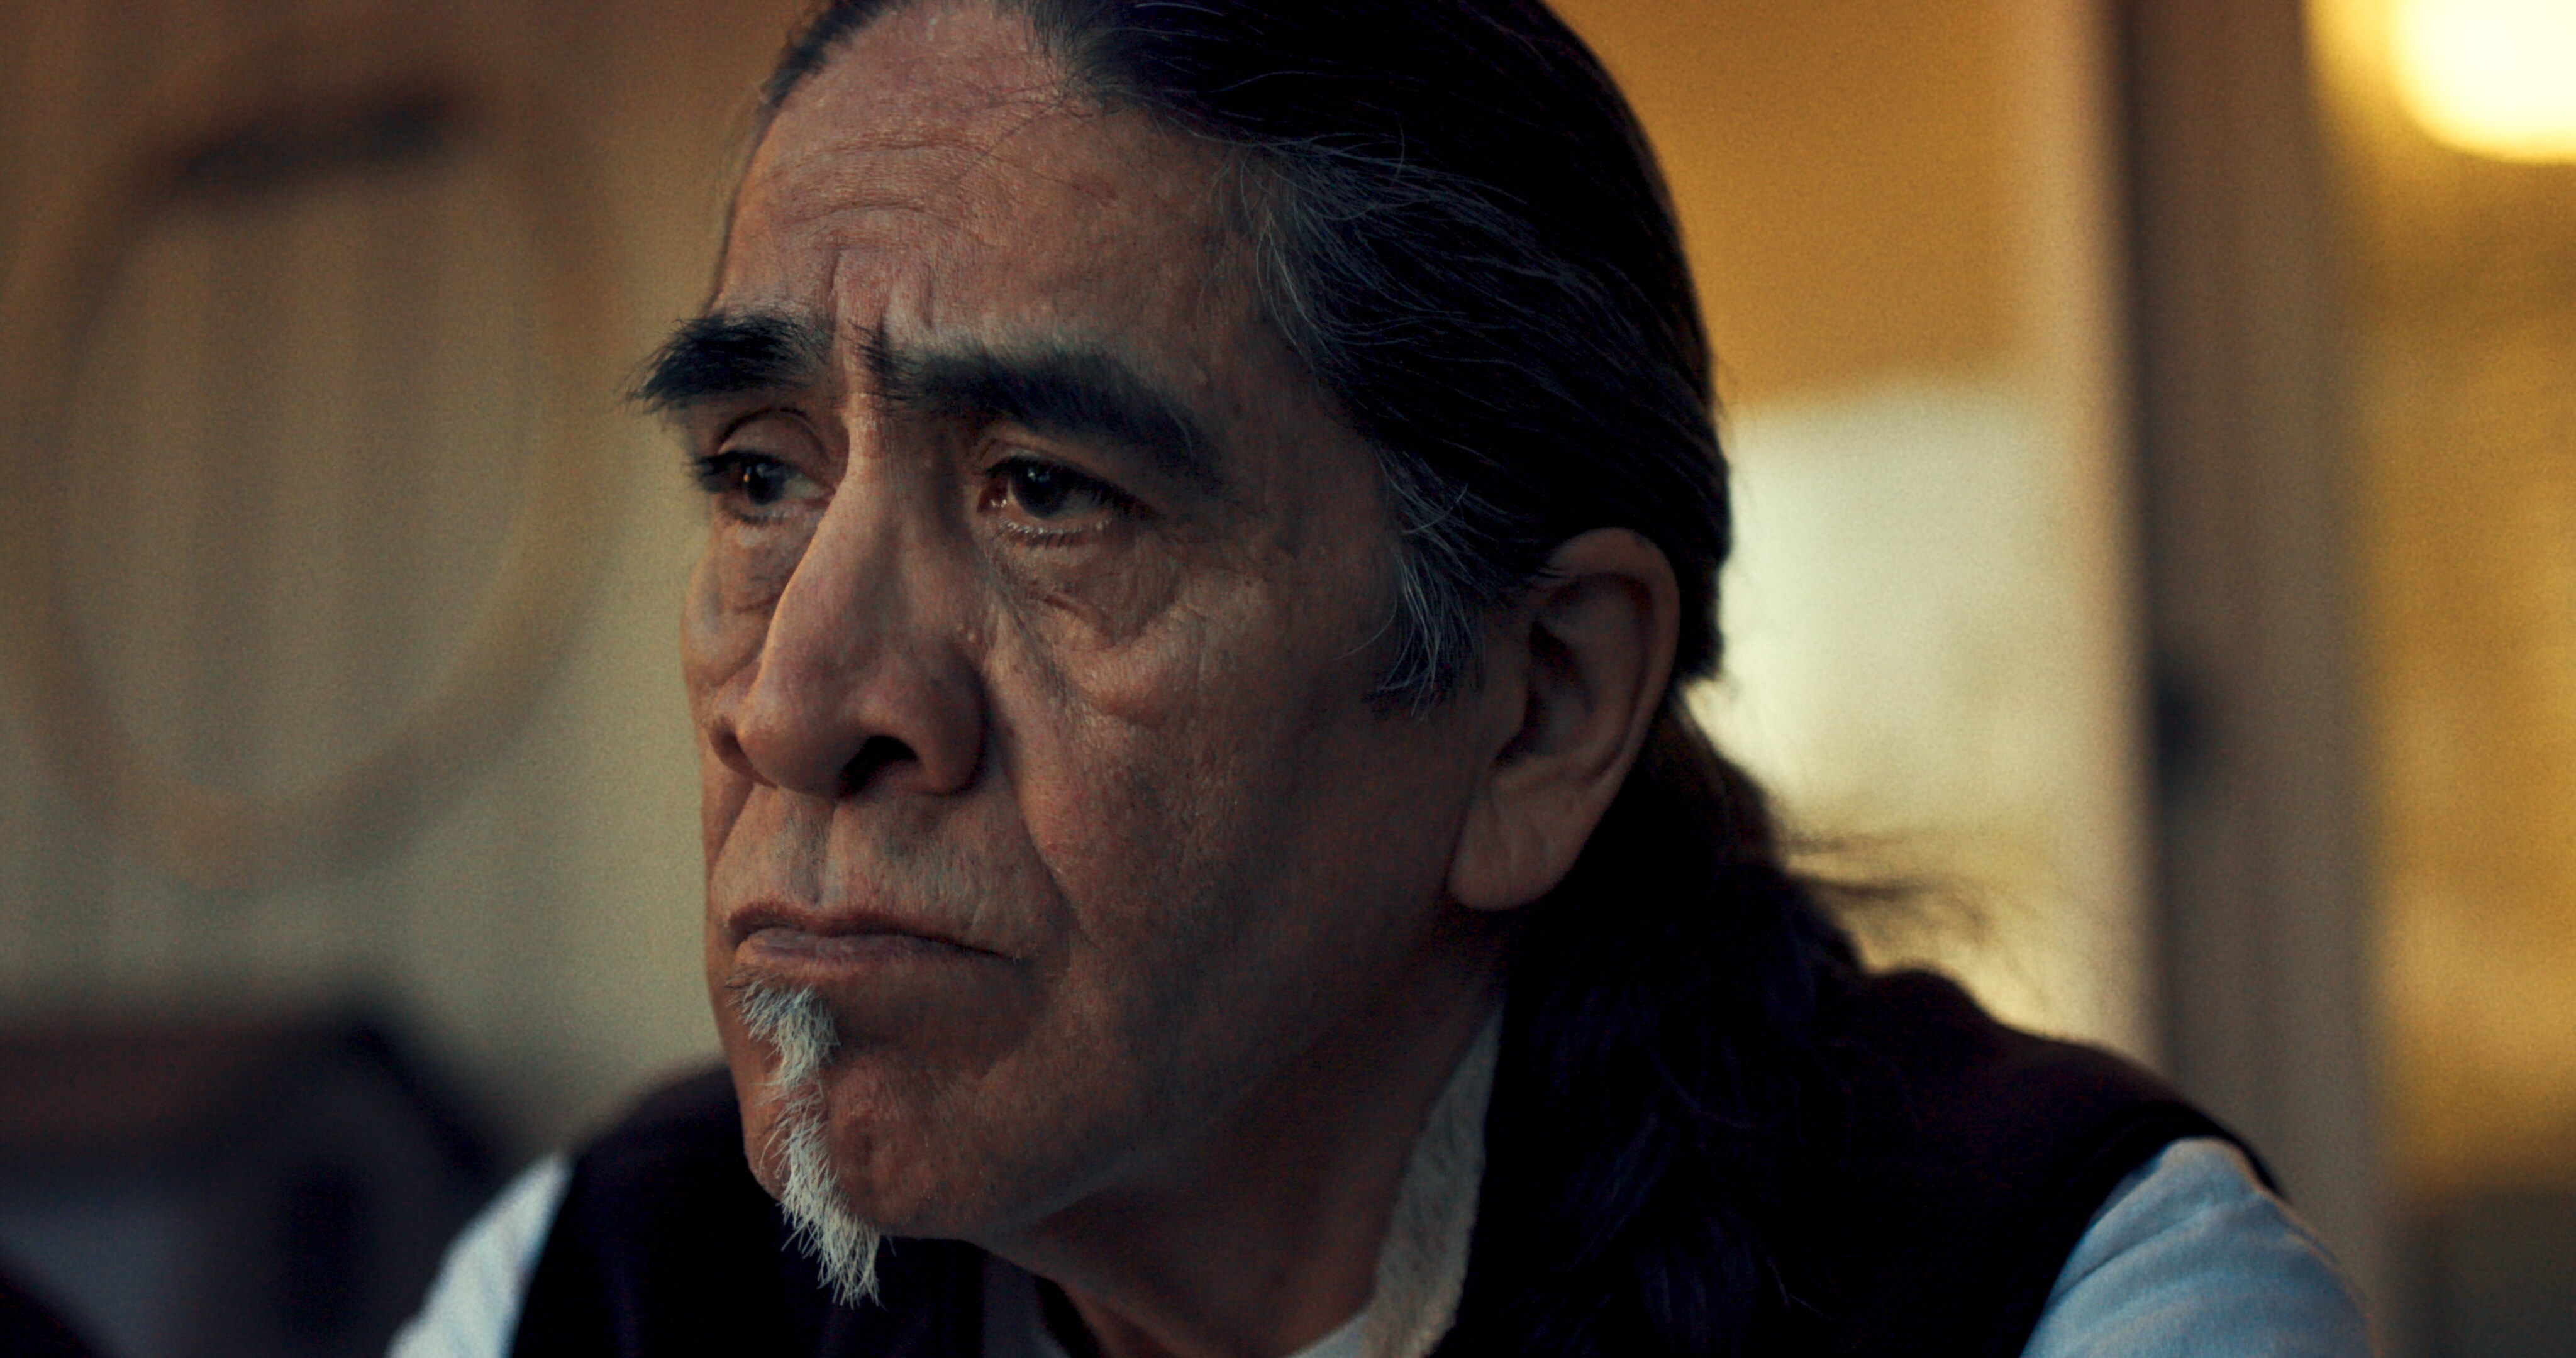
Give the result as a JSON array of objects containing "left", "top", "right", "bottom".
[
  {"left": 708, "top": 406, "right": 831, "bottom": 463},
  {"left": 976, "top": 459, "right": 1141, "bottom": 551},
  {"left": 993, "top": 455, "right": 1139, "bottom": 516},
  {"left": 978, "top": 434, "right": 1142, "bottom": 503},
  {"left": 691, "top": 450, "right": 827, "bottom": 520}
]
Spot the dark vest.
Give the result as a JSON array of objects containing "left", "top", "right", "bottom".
[{"left": 512, "top": 971, "right": 2255, "bottom": 1357}]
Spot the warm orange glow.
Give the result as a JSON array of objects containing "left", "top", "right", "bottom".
[{"left": 2392, "top": 0, "right": 2576, "bottom": 161}]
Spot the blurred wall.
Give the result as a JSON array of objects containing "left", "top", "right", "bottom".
[
  {"left": 2311, "top": 0, "right": 2576, "bottom": 1213},
  {"left": 0, "top": 0, "right": 814, "bottom": 1157},
  {"left": 0, "top": 0, "right": 2150, "bottom": 1173},
  {"left": 2305, "top": 2, "right": 2576, "bottom": 1348},
  {"left": 1560, "top": 0, "right": 2153, "bottom": 1057},
  {"left": 2121, "top": 0, "right": 2387, "bottom": 1311}
]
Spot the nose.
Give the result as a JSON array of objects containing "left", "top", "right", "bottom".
[{"left": 715, "top": 485, "right": 985, "bottom": 800}]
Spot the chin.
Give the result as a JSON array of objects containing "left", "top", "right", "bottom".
[
  {"left": 746, "top": 1053, "right": 1038, "bottom": 1239},
  {"left": 860, "top": 1063, "right": 1188, "bottom": 1253},
  {"left": 719, "top": 966, "right": 1212, "bottom": 1249}
]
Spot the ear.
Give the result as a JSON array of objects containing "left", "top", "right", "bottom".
[{"left": 1447, "top": 527, "right": 1680, "bottom": 911}]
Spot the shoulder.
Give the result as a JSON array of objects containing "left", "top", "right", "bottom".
[
  {"left": 1831, "top": 970, "right": 2255, "bottom": 1198},
  {"left": 1804, "top": 971, "right": 2273, "bottom": 1357},
  {"left": 2024, "top": 1138, "right": 2373, "bottom": 1357},
  {"left": 1839, "top": 970, "right": 2217, "bottom": 1146}
]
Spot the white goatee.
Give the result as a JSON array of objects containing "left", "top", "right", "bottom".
[{"left": 735, "top": 980, "right": 882, "bottom": 1305}]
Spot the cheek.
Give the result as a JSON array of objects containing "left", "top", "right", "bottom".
[
  {"left": 690, "top": 522, "right": 806, "bottom": 638},
  {"left": 981, "top": 521, "right": 1403, "bottom": 978},
  {"left": 992, "top": 569, "right": 1334, "bottom": 891},
  {"left": 974, "top": 526, "right": 1191, "bottom": 660},
  {"left": 682, "top": 548, "right": 762, "bottom": 693},
  {"left": 999, "top": 647, "right": 1413, "bottom": 1021},
  {"left": 696, "top": 744, "right": 752, "bottom": 878},
  {"left": 682, "top": 551, "right": 765, "bottom": 861},
  {"left": 1014, "top": 530, "right": 1368, "bottom": 737}
]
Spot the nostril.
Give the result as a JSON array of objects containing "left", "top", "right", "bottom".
[
  {"left": 709, "top": 725, "right": 757, "bottom": 781},
  {"left": 838, "top": 734, "right": 919, "bottom": 795}
]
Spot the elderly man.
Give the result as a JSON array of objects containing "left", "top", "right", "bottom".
[{"left": 396, "top": 2, "right": 2370, "bottom": 1355}]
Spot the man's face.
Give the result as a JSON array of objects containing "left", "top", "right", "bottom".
[{"left": 677, "top": 3, "right": 1497, "bottom": 1239}]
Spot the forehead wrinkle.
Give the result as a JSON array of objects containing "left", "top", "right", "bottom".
[
  {"left": 756, "top": 15, "right": 1209, "bottom": 261},
  {"left": 749, "top": 124, "right": 1116, "bottom": 359},
  {"left": 745, "top": 12, "right": 1246, "bottom": 337},
  {"left": 738, "top": 6, "right": 1333, "bottom": 543},
  {"left": 903, "top": 86, "right": 1093, "bottom": 202},
  {"left": 787, "top": 157, "right": 1253, "bottom": 438},
  {"left": 755, "top": 6, "right": 1073, "bottom": 203},
  {"left": 787, "top": 109, "right": 1216, "bottom": 289},
  {"left": 950, "top": 99, "right": 1182, "bottom": 219},
  {"left": 792, "top": 0, "right": 1062, "bottom": 115}
]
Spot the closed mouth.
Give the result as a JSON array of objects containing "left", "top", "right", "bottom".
[{"left": 725, "top": 901, "right": 1002, "bottom": 961}]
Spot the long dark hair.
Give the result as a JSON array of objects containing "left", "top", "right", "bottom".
[{"left": 760, "top": 3, "right": 1860, "bottom": 1351}]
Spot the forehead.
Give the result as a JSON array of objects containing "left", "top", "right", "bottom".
[{"left": 724, "top": 2, "right": 1241, "bottom": 358}]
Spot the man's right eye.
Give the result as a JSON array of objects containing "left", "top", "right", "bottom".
[{"left": 691, "top": 451, "right": 824, "bottom": 514}]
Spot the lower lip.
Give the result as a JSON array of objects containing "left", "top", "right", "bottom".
[{"left": 738, "top": 925, "right": 984, "bottom": 975}]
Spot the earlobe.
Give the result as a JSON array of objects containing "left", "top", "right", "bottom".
[
  {"left": 1448, "top": 778, "right": 1548, "bottom": 912},
  {"left": 1446, "top": 529, "right": 1679, "bottom": 912}
]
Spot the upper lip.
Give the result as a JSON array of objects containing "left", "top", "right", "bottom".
[{"left": 725, "top": 900, "right": 999, "bottom": 957}]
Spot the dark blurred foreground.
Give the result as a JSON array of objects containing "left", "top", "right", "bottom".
[{"left": 0, "top": 1020, "right": 497, "bottom": 1357}]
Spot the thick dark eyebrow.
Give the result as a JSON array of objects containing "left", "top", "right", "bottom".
[
  {"left": 866, "top": 336, "right": 1224, "bottom": 496},
  {"left": 634, "top": 309, "right": 832, "bottom": 415}
]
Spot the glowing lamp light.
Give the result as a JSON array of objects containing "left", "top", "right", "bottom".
[{"left": 2392, "top": 0, "right": 2576, "bottom": 161}]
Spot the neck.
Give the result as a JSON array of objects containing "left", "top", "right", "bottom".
[{"left": 986, "top": 915, "right": 1508, "bottom": 1358}]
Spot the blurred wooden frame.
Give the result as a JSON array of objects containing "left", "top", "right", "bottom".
[
  {"left": 0, "top": 23, "right": 620, "bottom": 892},
  {"left": 2119, "top": 0, "right": 2389, "bottom": 1312}
]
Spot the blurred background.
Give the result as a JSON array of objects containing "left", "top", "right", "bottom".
[{"left": 0, "top": 0, "right": 2567, "bottom": 1354}]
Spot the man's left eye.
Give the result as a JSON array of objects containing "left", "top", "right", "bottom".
[{"left": 982, "top": 458, "right": 1128, "bottom": 533}]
